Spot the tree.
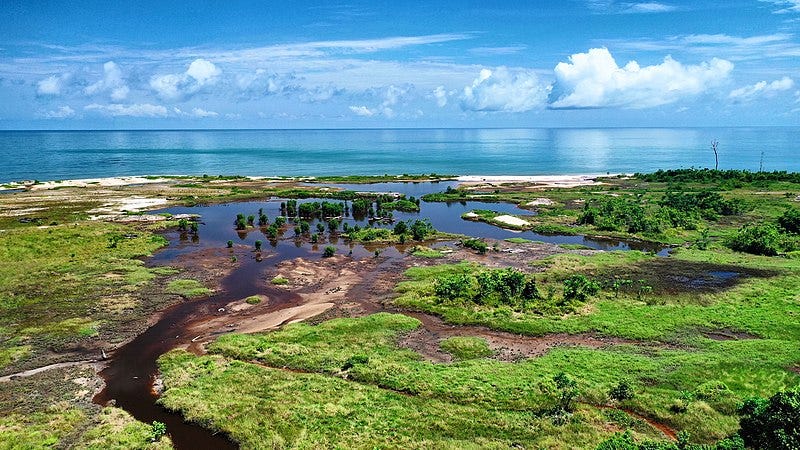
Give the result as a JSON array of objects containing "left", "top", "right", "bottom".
[
  {"left": 738, "top": 387, "right": 800, "bottom": 450},
  {"left": 712, "top": 139, "right": 720, "bottom": 170}
]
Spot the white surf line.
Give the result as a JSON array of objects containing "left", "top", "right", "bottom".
[{"left": 0, "top": 360, "right": 98, "bottom": 383}]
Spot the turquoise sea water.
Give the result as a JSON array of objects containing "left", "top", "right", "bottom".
[{"left": 1, "top": 128, "right": 798, "bottom": 183}]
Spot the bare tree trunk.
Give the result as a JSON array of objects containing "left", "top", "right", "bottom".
[{"left": 711, "top": 140, "right": 719, "bottom": 170}]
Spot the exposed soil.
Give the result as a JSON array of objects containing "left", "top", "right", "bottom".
[{"left": 698, "top": 328, "right": 760, "bottom": 341}]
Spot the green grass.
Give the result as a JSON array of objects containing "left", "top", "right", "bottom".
[
  {"left": 439, "top": 336, "right": 493, "bottom": 360},
  {"left": 505, "top": 237, "right": 534, "bottom": 244},
  {"left": 410, "top": 246, "right": 445, "bottom": 258},
  {"left": 164, "top": 308, "right": 800, "bottom": 445},
  {"left": 244, "top": 295, "right": 262, "bottom": 305},
  {"left": 159, "top": 313, "right": 671, "bottom": 449},
  {"left": 0, "top": 365, "right": 172, "bottom": 449},
  {"left": 166, "top": 279, "right": 212, "bottom": 298},
  {"left": 0, "top": 221, "right": 170, "bottom": 371},
  {"left": 270, "top": 276, "right": 289, "bottom": 285}
]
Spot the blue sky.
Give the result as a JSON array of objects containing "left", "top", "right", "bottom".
[{"left": 1, "top": 0, "right": 798, "bottom": 129}]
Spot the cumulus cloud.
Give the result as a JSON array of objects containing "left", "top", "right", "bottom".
[
  {"left": 461, "top": 67, "right": 550, "bottom": 112},
  {"left": 42, "top": 106, "right": 75, "bottom": 119},
  {"left": 729, "top": 77, "right": 794, "bottom": 101},
  {"left": 349, "top": 105, "right": 376, "bottom": 116},
  {"left": 85, "top": 103, "right": 168, "bottom": 117},
  {"left": 37, "top": 74, "right": 71, "bottom": 96},
  {"left": 174, "top": 107, "right": 219, "bottom": 118},
  {"left": 150, "top": 58, "right": 221, "bottom": 100},
  {"left": 348, "top": 85, "right": 408, "bottom": 117},
  {"left": 84, "top": 61, "right": 129, "bottom": 101},
  {"left": 433, "top": 86, "right": 449, "bottom": 107},
  {"left": 549, "top": 47, "right": 733, "bottom": 109}
]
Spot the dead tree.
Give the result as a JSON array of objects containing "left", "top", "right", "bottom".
[{"left": 711, "top": 139, "right": 719, "bottom": 170}]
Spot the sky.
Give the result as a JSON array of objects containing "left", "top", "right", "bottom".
[{"left": 0, "top": 0, "right": 798, "bottom": 129}]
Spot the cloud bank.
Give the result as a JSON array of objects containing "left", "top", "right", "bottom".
[
  {"left": 461, "top": 67, "right": 550, "bottom": 112},
  {"left": 549, "top": 47, "right": 733, "bottom": 109}
]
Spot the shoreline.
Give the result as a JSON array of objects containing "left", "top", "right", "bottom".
[{"left": 5, "top": 173, "right": 625, "bottom": 191}]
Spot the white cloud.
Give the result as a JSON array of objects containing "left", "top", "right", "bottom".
[
  {"left": 433, "top": 86, "right": 448, "bottom": 107},
  {"left": 42, "top": 105, "right": 75, "bottom": 119},
  {"left": 84, "top": 61, "right": 129, "bottom": 101},
  {"left": 85, "top": 103, "right": 168, "bottom": 117},
  {"left": 625, "top": 2, "right": 676, "bottom": 13},
  {"left": 349, "top": 105, "right": 376, "bottom": 116},
  {"left": 173, "top": 107, "right": 219, "bottom": 118},
  {"left": 468, "top": 46, "right": 527, "bottom": 56},
  {"left": 550, "top": 47, "right": 733, "bottom": 109},
  {"left": 150, "top": 58, "right": 221, "bottom": 100},
  {"left": 37, "top": 74, "right": 71, "bottom": 96},
  {"left": 461, "top": 67, "right": 550, "bottom": 112},
  {"left": 729, "top": 77, "right": 795, "bottom": 101},
  {"left": 190, "top": 107, "right": 218, "bottom": 118},
  {"left": 608, "top": 33, "right": 800, "bottom": 62},
  {"left": 587, "top": 1, "right": 676, "bottom": 14},
  {"left": 761, "top": 0, "right": 800, "bottom": 14}
]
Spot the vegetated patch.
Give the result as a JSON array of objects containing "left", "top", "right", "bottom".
[
  {"left": 244, "top": 295, "right": 262, "bottom": 305},
  {"left": 270, "top": 276, "right": 289, "bottom": 285},
  {"left": 410, "top": 245, "right": 444, "bottom": 258},
  {"left": 694, "top": 327, "right": 760, "bottom": 341},
  {"left": 462, "top": 209, "right": 533, "bottom": 231},
  {"left": 166, "top": 279, "right": 212, "bottom": 298},
  {"left": 505, "top": 237, "right": 534, "bottom": 244},
  {"left": 439, "top": 336, "right": 493, "bottom": 360},
  {"left": 0, "top": 364, "right": 172, "bottom": 449}
]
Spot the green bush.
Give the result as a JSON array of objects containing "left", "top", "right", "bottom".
[
  {"left": 462, "top": 238, "right": 488, "bottom": 254},
  {"left": 738, "top": 386, "right": 800, "bottom": 450},
  {"left": 434, "top": 274, "right": 472, "bottom": 301},
  {"left": 609, "top": 380, "right": 635, "bottom": 402},
  {"left": 778, "top": 207, "right": 800, "bottom": 234},
  {"left": 323, "top": 246, "right": 336, "bottom": 258},
  {"left": 562, "top": 274, "right": 600, "bottom": 303},
  {"left": 726, "top": 222, "right": 788, "bottom": 256}
]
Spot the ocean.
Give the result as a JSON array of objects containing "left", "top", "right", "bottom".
[{"left": 1, "top": 127, "right": 798, "bottom": 183}]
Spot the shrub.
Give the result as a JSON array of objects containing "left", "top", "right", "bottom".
[
  {"left": 323, "top": 246, "right": 336, "bottom": 257},
  {"left": 177, "top": 218, "right": 188, "bottom": 231},
  {"left": 270, "top": 276, "right": 289, "bottom": 285},
  {"left": 254, "top": 240, "right": 262, "bottom": 251},
  {"left": 779, "top": 207, "right": 800, "bottom": 234},
  {"left": 235, "top": 213, "right": 247, "bottom": 230},
  {"left": 726, "top": 222, "right": 786, "bottom": 256},
  {"left": 245, "top": 295, "right": 262, "bottom": 305},
  {"left": 393, "top": 221, "right": 408, "bottom": 235},
  {"left": 434, "top": 274, "right": 473, "bottom": 301},
  {"left": 328, "top": 218, "right": 339, "bottom": 232},
  {"left": 409, "top": 219, "right": 434, "bottom": 241},
  {"left": 563, "top": 274, "right": 600, "bottom": 303},
  {"left": 149, "top": 421, "right": 167, "bottom": 442},
  {"left": 462, "top": 238, "right": 488, "bottom": 254},
  {"left": 738, "top": 387, "right": 800, "bottom": 450},
  {"left": 609, "top": 380, "right": 635, "bottom": 402},
  {"left": 226, "top": 240, "right": 233, "bottom": 248}
]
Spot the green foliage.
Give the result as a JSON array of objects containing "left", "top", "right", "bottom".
[
  {"left": 439, "top": 336, "right": 493, "bottom": 360},
  {"left": 245, "top": 295, "right": 262, "bottom": 305},
  {"left": 270, "top": 276, "right": 289, "bottom": 285},
  {"left": 578, "top": 198, "right": 665, "bottom": 234},
  {"left": 661, "top": 191, "right": 746, "bottom": 220},
  {"left": 234, "top": 213, "right": 247, "bottom": 230},
  {"left": 166, "top": 279, "right": 212, "bottom": 298},
  {"left": 462, "top": 238, "right": 488, "bottom": 254},
  {"left": 254, "top": 240, "right": 262, "bottom": 251},
  {"left": 323, "top": 246, "right": 336, "bottom": 257},
  {"left": 778, "top": 208, "right": 800, "bottom": 234},
  {"left": 393, "top": 221, "right": 408, "bottom": 235},
  {"left": 738, "top": 386, "right": 800, "bottom": 450},
  {"left": 563, "top": 274, "right": 601, "bottom": 303},
  {"left": 434, "top": 273, "right": 473, "bottom": 301},
  {"left": 148, "top": 421, "right": 167, "bottom": 442},
  {"left": 226, "top": 240, "right": 233, "bottom": 248},
  {"left": 636, "top": 168, "right": 800, "bottom": 184},
  {"left": 409, "top": 219, "right": 434, "bottom": 241},
  {"left": 609, "top": 380, "right": 635, "bottom": 402},
  {"left": 726, "top": 222, "right": 794, "bottom": 256},
  {"left": 381, "top": 199, "right": 420, "bottom": 212},
  {"left": 595, "top": 430, "right": 744, "bottom": 450}
]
